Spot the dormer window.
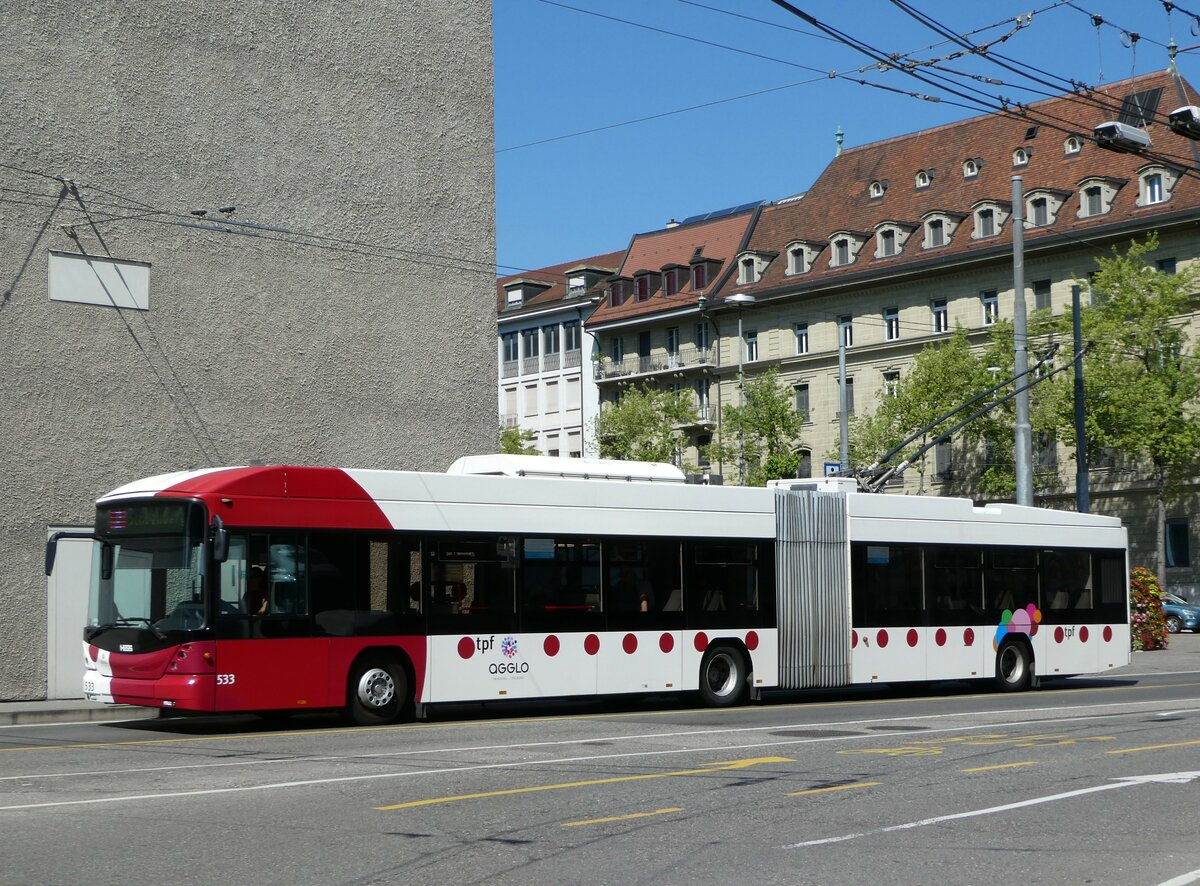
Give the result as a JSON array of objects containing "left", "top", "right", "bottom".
[
  {"left": 1012, "top": 148, "right": 1030, "bottom": 167},
  {"left": 663, "top": 269, "right": 678, "bottom": 296},
  {"left": 1064, "top": 135, "right": 1082, "bottom": 155},
  {"left": 502, "top": 278, "right": 552, "bottom": 309},
  {"left": 506, "top": 288, "right": 523, "bottom": 308},
  {"left": 735, "top": 251, "right": 776, "bottom": 285},
  {"left": 608, "top": 279, "right": 630, "bottom": 307},
  {"left": 739, "top": 257, "right": 756, "bottom": 284},
  {"left": 692, "top": 263, "right": 708, "bottom": 291},
  {"left": 921, "top": 211, "right": 965, "bottom": 249},
  {"left": 1077, "top": 177, "right": 1124, "bottom": 219},
  {"left": 971, "top": 201, "right": 1010, "bottom": 239},
  {"left": 869, "top": 180, "right": 887, "bottom": 199},
  {"left": 566, "top": 275, "right": 587, "bottom": 297},
  {"left": 915, "top": 170, "right": 932, "bottom": 189},
  {"left": 963, "top": 158, "right": 981, "bottom": 179},
  {"left": 784, "top": 241, "right": 824, "bottom": 276},
  {"left": 1025, "top": 189, "right": 1069, "bottom": 227},
  {"left": 1136, "top": 164, "right": 1179, "bottom": 206},
  {"left": 874, "top": 223, "right": 914, "bottom": 259},
  {"left": 788, "top": 245, "right": 807, "bottom": 275},
  {"left": 828, "top": 232, "right": 868, "bottom": 268},
  {"left": 636, "top": 276, "right": 650, "bottom": 300},
  {"left": 878, "top": 230, "right": 895, "bottom": 257}
]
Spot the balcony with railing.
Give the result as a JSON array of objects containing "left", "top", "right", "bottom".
[
  {"left": 674, "top": 403, "right": 716, "bottom": 430},
  {"left": 594, "top": 344, "right": 715, "bottom": 382},
  {"left": 500, "top": 413, "right": 520, "bottom": 428},
  {"left": 502, "top": 348, "right": 584, "bottom": 379}
]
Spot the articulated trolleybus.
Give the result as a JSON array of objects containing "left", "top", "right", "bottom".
[{"left": 54, "top": 455, "right": 1129, "bottom": 724}]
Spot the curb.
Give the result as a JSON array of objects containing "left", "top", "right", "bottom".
[{"left": 0, "top": 705, "right": 159, "bottom": 727}]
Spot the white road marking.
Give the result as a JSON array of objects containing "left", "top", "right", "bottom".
[
  {"left": 1, "top": 709, "right": 1196, "bottom": 812},
  {"left": 1158, "top": 867, "right": 1200, "bottom": 886},
  {"left": 783, "top": 771, "right": 1200, "bottom": 848}
]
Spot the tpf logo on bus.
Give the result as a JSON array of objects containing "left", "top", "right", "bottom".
[{"left": 458, "top": 634, "right": 530, "bottom": 676}]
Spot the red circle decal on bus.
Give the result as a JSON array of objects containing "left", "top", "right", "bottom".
[
  {"left": 935, "top": 628, "right": 947, "bottom": 647},
  {"left": 877, "top": 629, "right": 889, "bottom": 648},
  {"left": 907, "top": 629, "right": 919, "bottom": 647},
  {"left": 457, "top": 637, "right": 474, "bottom": 659},
  {"left": 963, "top": 628, "right": 975, "bottom": 646},
  {"left": 1079, "top": 626, "right": 1089, "bottom": 643},
  {"left": 659, "top": 633, "right": 674, "bottom": 653},
  {"left": 694, "top": 632, "right": 709, "bottom": 652},
  {"left": 745, "top": 631, "right": 759, "bottom": 651},
  {"left": 851, "top": 630, "right": 858, "bottom": 649},
  {"left": 1103, "top": 625, "right": 1113, "bottom": 643},
  {"left": 584, "top": 633, "right": 600, "bottom": 655},
  {"left": 623, "top": 633, "right": 638, "bottom": 654},
  {"left": 544, "top": 635, "right": 560, "bottom": 657},
  {"left": 1054, "top": 626, "right": 1065, "bottom": 643}
]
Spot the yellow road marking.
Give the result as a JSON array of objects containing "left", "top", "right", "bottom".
[
  {"left": 375, "top": 756, "right": 793, "bottom": 811},
  {"left": 962, "top": 762, "right": 1039, "bottom": 773},
  {"left": 562, "top": 807, "right": 683, "bottom": 827},
  {"left": 1107, "top": 739, "right": 1200, "bottom": 755},
  {"left": 786, "top": 781, "right": 880, "bottom": 797}
]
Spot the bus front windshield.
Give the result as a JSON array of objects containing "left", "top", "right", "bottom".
[{"left": 88, "top": 501, "right": 208, "bottom": 640}]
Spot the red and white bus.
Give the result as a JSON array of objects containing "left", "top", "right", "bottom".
[{"left": 50, "top": 456, "right": 1129, "bottom": 724}]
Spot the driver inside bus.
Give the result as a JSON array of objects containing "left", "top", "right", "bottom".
[{"left": 244, "top": 566, "right": 269, "bottom": 615}]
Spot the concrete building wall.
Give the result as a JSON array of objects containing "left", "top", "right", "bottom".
[{"left": 0, "top": 2, "right": 496, "bottom": 699}]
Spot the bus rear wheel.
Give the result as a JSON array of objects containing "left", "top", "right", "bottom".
[
  {"left": 994, "top": 641, "right": 1033, "bottom": 692},
  {"left": 699, "top": 645, "right": 748, "bottom": 707},
  {"left": 348, "top": 656, "right": 407, "bottom": 725}
]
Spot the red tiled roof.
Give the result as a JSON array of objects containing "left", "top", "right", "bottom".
[
  {"left": 716, "top": 70, "right": 1200, "bottom": 299},
  {"left": 586, "top": 209, "right": 758, "bottom": 327},
  {"left": 496, "top": 249, "right": 625, "bottom": 315}
]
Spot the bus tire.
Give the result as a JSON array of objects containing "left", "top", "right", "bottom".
[
  {"left": 994, "top": 640, "right": 1033, "bottom": 692},
  {"left": 348, "top": 655, "right": 407, "bottom": 725},
  {"left": 699, "top": 645, "right": 748, "bottom": 707}
]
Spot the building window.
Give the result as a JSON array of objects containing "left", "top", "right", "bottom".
[
  {"left": 637, "top": 331, "right": 651, "bottom": 360},
  {"left": 795, "top": 384, "right": 810, "bottom": 422},
  {"left": 609, "top": 336, "right": 624, "bottom": 363},
  {"left": 695, "top": 379, "right": 709, "bottom": 419},
  {"left": 1084, "top": 186, "right": 1102, "bottom": 217},
  {"left": 1065, "top": 136, "right": 1081, "bottom": 155},
  {"left": 1157, "top": 257, "right": 1177, "bottom": 275},
  {"left": 869, "top": 180, "right": 885, "bottom": 198},
  {"left": 609, "top": 282, "right": 625, "bottom": 307},
  {"left": 878, "top": 229, "right": 896, "bottom": 257},
  {"left": 794, "top": 322, "right": 809, "bottom": 355},
  {"left": 567, "top": 275, "right": 586, "bottom": 297},
  {"left": 1030, "top": 197, "right": 1048, "bottom": 226},
  {"left": 502, "top": 332, "right": 519, "bottom": 363},
  {"left": 927, "top": 218, "right": 945, "bottom": 248},
  {"left": 692, "top": 264, "right": 708, "bottom": 291},
  {"left": 841, "top": 377, "right": 855, "bottom": 415},
  {"left": 963, "top": 159, "right": 979, "bottom": 178},
  {"left": 982, "top": 290, "right": 998, "bottom": 326},
  {"left": 744, "top": 330, "right": 758, "bottom": 362},
  {"left": 788, "top": 246, "right": 807, "bottom": 275},
  {"left": 522, "top": 329, "right": 539, "bottom": 359},
  {"left": 1035, "top": 432, "right": 1058, "bottom": 470},
  {"left": 543, "top": 324, "right": 560, "bottom": 355},
  {"left": 797, "top": 449, "right": 812, "bottom": 479},
  {"left": 935, "top": 438, "right": 952, "bottom": 480},
  {"left": 916, "top": 170, "right": 930, "bottom": 189},
  {"left": 1145, "top": 173, "right": 1164, "bottom": 204},
  {"left": 932, "top": 298, "right": 949, "bottom": 333},
  {"left": 523, "top": 384, "right": 538, "bottom": 418},
  {"left": 1166, "top": 518, "right": 1191, "bottom": 568},
  {"left": 977, "top": 208, "right": 995, "bottom": 238},
  {"left": 663, "top": 269, "right": 678, "bottom": 296},
  {"left": 884, "top": 307, "right": 900, "bottom": 341},
  {"left": 834, "top": 238, "right": 850, "bottom": 266},
  {"left": 636, "top": 276, "right": 651, "bottom": 301},
  {"left": 666, "top": 326, "right": 680, "bottom": 358},
  {"left": 883, "top": 371, "right": 900, "bottom": 398},
  {"left": 838, "top": 315, "right": 853, "bottom": 348},
  {"left": 545, "top": 381, "right": 559, "bottom": 415},
  {"left": 1013, "top": 148, "right": 1029, "bottom": 167},
  {"left": 1032, "top": 279, "right": 1052, "bottom": 311},
  {"left": 695, "top": 322, "right": 710, "bottom": 351},
  {"left": 564, "top": 320, "right": 581, "bottom": 352},
  {"left": 739, "top": 257, "right": 757, "bottom": 284}
]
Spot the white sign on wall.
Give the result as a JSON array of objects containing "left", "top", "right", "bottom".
[{"left": 48, "top": 250, "right": 151, "bottom": 310}]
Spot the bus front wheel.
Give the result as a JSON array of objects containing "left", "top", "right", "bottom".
[
  {"left": 994, "top": 641, "right": 1033, "bottom": 692},
  {"left": 699, "top": 645, "right": 748, "bottom": 707},
  {"left": 348, "top": 656, "right": 407, "bottom": 725}
]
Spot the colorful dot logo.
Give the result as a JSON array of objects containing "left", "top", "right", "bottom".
[
  {"left": 500, "top": 636, "right": 519, "bottom": 659},
  {"left": 994, "top": 603, "right": 1042, "bottom": 651}
]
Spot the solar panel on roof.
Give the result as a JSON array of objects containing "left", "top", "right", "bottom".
[{"left": 679, "top": 200, "right": 764, "bottom": 225}]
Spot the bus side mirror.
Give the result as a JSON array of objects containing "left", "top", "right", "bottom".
[
  {"left": 211, "top": 515, "right": 229, "bottom": 564},
  {"left": 100, "top": 542, "right": 113, "bottom": 581}
]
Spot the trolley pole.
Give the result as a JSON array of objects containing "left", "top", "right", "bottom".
[
  {"left": 1012, "top": 176, "right": 1033, "bottom": 506},
  {"left": 838, "top": 332, "right": 849, "bottom": 471}
]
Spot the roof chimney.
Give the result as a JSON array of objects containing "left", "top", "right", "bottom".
[
  {"left": 835, "top": 125, "right": 844, "bottom": 156},
  {"left": 665, "top": 218, "right": 680, "bottom": 228}
]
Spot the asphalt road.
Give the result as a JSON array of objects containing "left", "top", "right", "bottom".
[{"left": 3, "top": 646, "right": 1199, "bottom": 885}]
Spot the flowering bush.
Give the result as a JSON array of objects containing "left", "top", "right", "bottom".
[{"left": 1129, "top": 567, "right": 1168, "bottom": 651}]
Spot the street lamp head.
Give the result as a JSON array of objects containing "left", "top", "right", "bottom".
[{"left": 725, "top": 293, "right": 756, "bottom": 306}]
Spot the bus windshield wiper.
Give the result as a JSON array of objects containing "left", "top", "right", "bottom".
[{"left": 112, "top": 617, "right": 167, "bottom": 640}]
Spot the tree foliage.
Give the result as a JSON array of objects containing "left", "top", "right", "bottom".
[
  {"left": 593, "top": 385, "right": 697, "bottom": 464},
  {"left": 711, "top": 368, "right": 806, "bottom": 486},
  {"left": 498, "top": 425, "right": 538, "bottom": 455}
]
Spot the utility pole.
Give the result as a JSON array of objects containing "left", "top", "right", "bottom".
[
  {"left": 1072, "top": 284, "right": 1090, "bottom": 513},
  {"left": 838, "top": 325, "right": 850, "bottom": 471},
  {"left": 1012, "top": 176, "right": 1033, "bottom": 506},
  {"left": 726, "top": 293, "right": 756, "bottom": 484}
]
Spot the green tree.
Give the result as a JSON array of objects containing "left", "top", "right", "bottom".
[
  {"left": 712, "top": 368, "right": 806, "bottom": 486},
  {"left": 1040, "top": 235, "right": 1200, "bottom": 589},
  {"left": 593, "top": 384, "right": 697, "bottom": 464},
  {"left": 498, "top": 425, "right": 538, "bottom": 455}
]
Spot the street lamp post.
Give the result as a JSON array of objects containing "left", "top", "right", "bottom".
[{"left": 725, "top": 293, "right": 756, "bottom": 484}]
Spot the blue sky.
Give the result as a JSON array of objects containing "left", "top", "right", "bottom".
[{"left": 493, "top": 0, "right": 1200, "bottom": 274}]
